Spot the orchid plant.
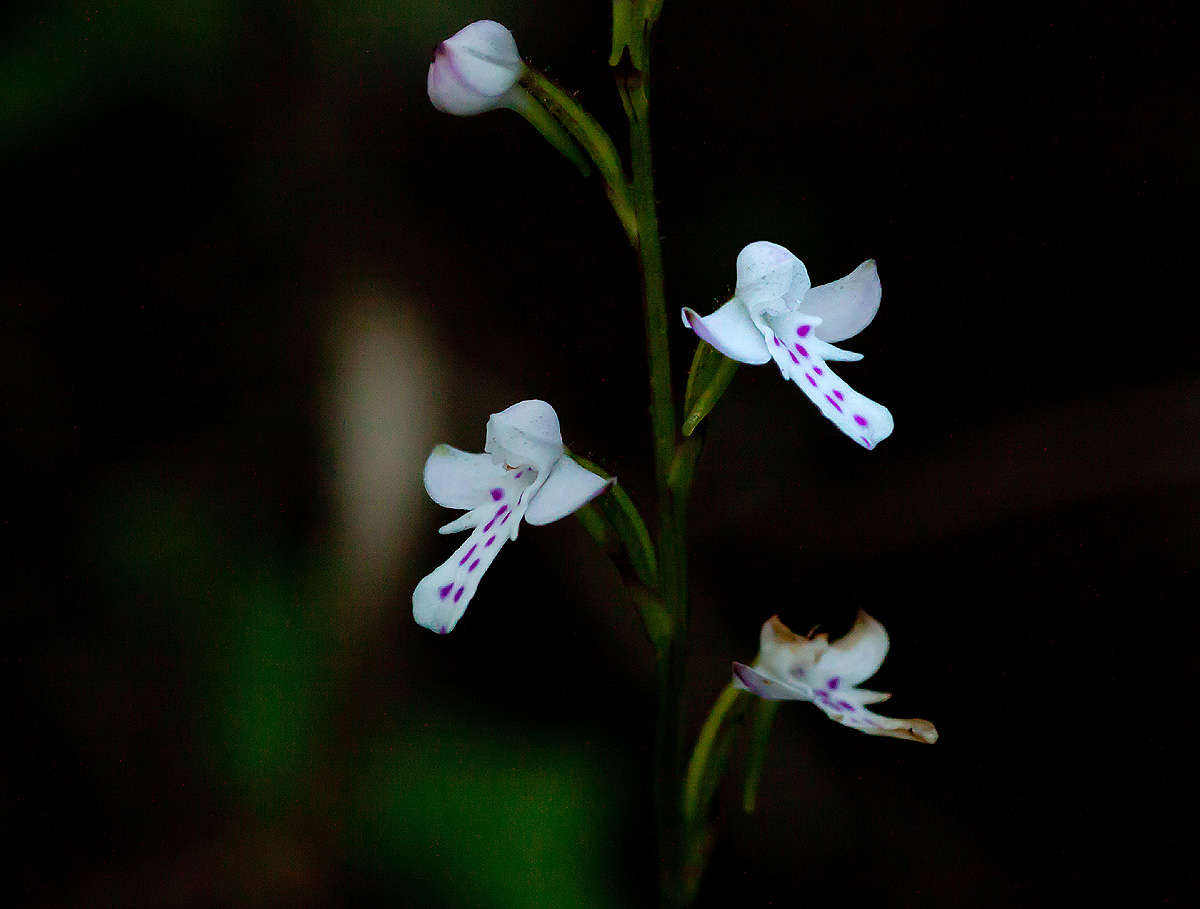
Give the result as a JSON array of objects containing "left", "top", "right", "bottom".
[{"left": 418, "top": 8, "right": 936, "bottom": 906}]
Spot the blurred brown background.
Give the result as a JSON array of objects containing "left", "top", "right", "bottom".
[{"left": 5, "top": 0, "right": 1196, "bottom": 906}]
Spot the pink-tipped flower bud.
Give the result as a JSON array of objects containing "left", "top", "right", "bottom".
[{"left": 427, "top": 20, "right": 524, "bottom": 116}]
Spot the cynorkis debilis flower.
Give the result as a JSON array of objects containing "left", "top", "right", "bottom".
[
  {"left": 682, "top": 241, "right": 893, "bottom": 449},
  {"left": 413, "top": 400, "right": 614, "bottom": 634},
  {"left": 733, "top": 611, "right": 937, "bottom": 743}
]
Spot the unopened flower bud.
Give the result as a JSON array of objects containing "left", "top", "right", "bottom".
[{"left": 427, "top": 20, "right": 524, "bottom": 116}]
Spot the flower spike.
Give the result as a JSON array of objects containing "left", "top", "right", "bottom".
[
  {"left": 732, "top": 611, "right": 937, "bottom": 743},
  {"left": 682, "top": 241, "right": 893, "bottom": 449},
  {"left": 413, "top": 400, "right": 615, "bottom": 634}
]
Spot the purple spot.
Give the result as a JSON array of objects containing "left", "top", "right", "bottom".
[
  {"left": 860, "top": 436, "right": 873, "bottom": 449},
  {"left": 452, "top": 587, "right": 464, "bottom": 603},
  {"left": 486, "top": 535, "right": 496, "bottom": 547},
  {"left": 468, "top": 558, "right": 480, "bottom": 572},
  {"left": 437, "top": 625, "right": 448, "bottom": 634},
  {"left": 814, "top": 366, "right": 824, "bottom": 376},
  {"left": 514, "top": 470, "right": 524, "bottom": 479},
  {"left": 853, "top": 414, "right": 868, "bottom": 427},
  {"left": 827, "top": 677, "right": 841, "bottom": 691},
  {"left": 500, "top": 513, "right": 511, "bottom": 525},
  {"left": 789, "top": 351, "right": 800, "bottom": 364},
  {"left": 833, "top": 389, "right": 844, "bottom": 401},
  {"left": 805, "top": 373, "right": 818, "bottom": 388},
  {"left": 438, "top": 583, "right": 452, "bottom": 600},
  {"left": 458, "top": 544, "right": 477, "bottom": 565},
  {"left": 773, "top": 335, "right": 781, "bottom": 347},
  {"left": 490, "top": 488, "right": 504, "bottom": 501},
  {"left": 795, "top": 344, "right": 808, "bottom": 358},
  {"left": 824, "top": 394, "right": 843, "bottom": 412},
  {"left": 837, "top": 701, "right": 855, "bottom": 712},
  {"left": 482, "top": 506, "right": 507, "bottom": 533},
  {"left": 796, "top": 324, "right": 811, "bottom": 338}
]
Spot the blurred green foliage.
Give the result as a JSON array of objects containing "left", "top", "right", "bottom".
[
  {"left": 90, "top": 460, "right": 632, "bottom": 904},
  {"left": 0, "top": 0, "right": 540, "bottom": 146},
  {"left": 351, "top": 720, "right": 628, "bottom": 908},
  {"left": 0, "top": 0, "right": 240, "bottom": 142},
  {"left": 97, "top": 473, "right": 328, "bottom": 810}
]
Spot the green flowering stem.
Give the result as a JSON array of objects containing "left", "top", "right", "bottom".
[
  {"left": 520, "top": 69, "right": 639, "bottom": 245},
  {"left": 615, "top": 23, "right": 692, "bottom": 902}
]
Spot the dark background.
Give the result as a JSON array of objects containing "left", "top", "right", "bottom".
[{"left": 5, "top": 1, "right": 1196, "bottom": 906}]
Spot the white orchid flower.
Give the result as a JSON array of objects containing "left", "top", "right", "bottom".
[
  {"left": 427, "top": 20, "right": 525, "bottom": 116},
  {"left": 682, "top": 241, "right": 893, "bottom": 449},
  {"left": 732, "top": 611, "right": 937, "bottom": 743},
  {"left": 413, "top": 400, "right": 615, "bottom": 634}
]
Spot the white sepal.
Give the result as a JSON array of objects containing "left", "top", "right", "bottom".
[
  {"left": 525, "top": 457, "right": 615, "bottom": 526},
  {"left": 680, "top": 300, "right": 771, "bottom": 364},
  {"left": 424, "top": 444, "right": 509, "bottom": 510},
  {"left": 801, "top": 259, "right": 882, "bottom": 343}
]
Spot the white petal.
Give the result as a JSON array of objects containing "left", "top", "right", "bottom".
[
  {"left": 802, "top": 260, "right": 882, "bottom": 343},
  {"left": 735, "top": 242, "right": 810, "bottom": 312},
  {"left": 816, "top": 610, "right": 890, "bottom": 686},
  {"left": 870, "top": 716, "right": 938, "bottom": 743},
  {"left": 412, "top": 527, "right": 506, "bottom": 633},
  {"left": 751, "top": 615, "right": 823, "bottom": 681},
  {"left": 485, "top": 400, "right": 563, "bottom": 475},
  {"left": 808, "top": 336, "right": 863, "bottom": 362},
  {"left": 437, "top": 512, "right": 478, "bottom": 535},
  {"left": 839, "top": 710, "right": 938, "bottom": 744},
  {"left": 413, "top": 561, "right": 472, "bottom": 633},
  {"left": 413, "top": 489, "right": 521, "bottom": 633},
  {"left": 681, "top": 300, "right": 771, "bottom": 364},
  {"left": 525, "top": 457, "right": 615, "bottom": 526},
  {"left": 732, "top": 662, "right": 809, "bottom": 701},
  {"left": 764, "top": 313, "right": 894, "bottom": 449},
  {"left": 848, "top": 687, "right": 892, "bottom": 706},
  {"left": 423, "top": 444, "right": 509, "bottom": 510},
  {"left": 807, "top": 689, "right": 935, "bottom": 742}
]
